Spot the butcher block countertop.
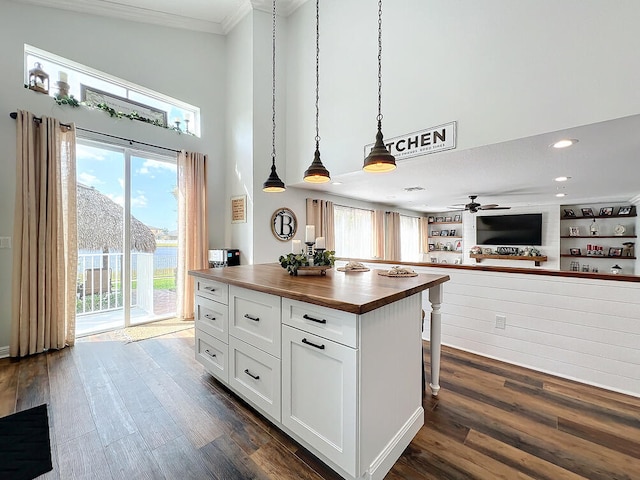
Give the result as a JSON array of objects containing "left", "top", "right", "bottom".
[{"left": 189, "top": 263, "right": 449, "bottom": 315}]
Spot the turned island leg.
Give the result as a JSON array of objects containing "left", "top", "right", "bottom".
[{"left": 428, "top": 284, "right": 443, "bottom": 396}]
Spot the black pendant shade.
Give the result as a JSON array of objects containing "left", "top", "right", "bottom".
[
  {"left": 363, "top": 121, "right": 396, "bottom": 172},
  {"left": 263, "top": 162, "right": 286, "bottom": 192},
  {"left": 303, "top": 143, "right": 331, "bottom": 183}
]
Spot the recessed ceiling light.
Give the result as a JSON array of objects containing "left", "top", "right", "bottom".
[
  {"left": 554, "top": 176, "right": 570, "bottom": 182},
  {"left": 551, "top": 139, "right": 578, "bottom": 149},
  {"left": 555, "top": 193, "right": 567, "bottom": 197},
  {"left": 331, "top": 181, "right": 342, "bottom": 185}
]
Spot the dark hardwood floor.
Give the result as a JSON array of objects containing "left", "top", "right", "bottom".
[{"left": 1, "top": 328, "right": 639, "bottom": 479}]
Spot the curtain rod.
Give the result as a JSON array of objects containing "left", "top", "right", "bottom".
[{"left": 9, "top": 111, "right": 181, "bottom": 154}]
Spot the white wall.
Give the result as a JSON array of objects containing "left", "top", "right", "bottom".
[
  {"left": 284, "top": 0, "right": 640, "bottom": 182},
  {"left": 0, "top": 2, "right": 226, "bottom": 349}
]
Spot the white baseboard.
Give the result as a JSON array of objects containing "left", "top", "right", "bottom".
[{"left": 0, "top": 345, "right": 9, "bottom": 358}]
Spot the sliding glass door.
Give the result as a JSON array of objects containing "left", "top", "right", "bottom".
[{"left": 75, "top": 141, "right": 177, "bottom": 336}]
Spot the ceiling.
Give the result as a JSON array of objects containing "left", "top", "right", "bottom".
[
  {"left": 10, "top": 0, "right": 308, "bottom": 34},
  {"left": 292, "top": 114, "right": 640, "bottom": 213},
  {"left": 12, "top": 0, "right": 640, "bottom": 213}
]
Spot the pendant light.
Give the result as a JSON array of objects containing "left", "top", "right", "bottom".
[
  {"left": 363, "top": 0, "right": 396, "bottom": 173},
  {"left": 303, "top": 0, "right": 331, "bottom": 183},
  {"left": 263, "top": 0, "right": 286, "bottom": 192}
]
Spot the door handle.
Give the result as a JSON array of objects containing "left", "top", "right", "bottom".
[
  {"left": 302, "top": 338, "right": 325, "bottom": 350},
  {"left": 244, "top": 314, "right": 260, "bottom": 322},
  {"left": 204, "top": 314, "right": 216, "bottom": 320},
  {"left": 244, "top": 369, "right": 260, "bottom": 380},
  {"left": 303, "top": 314, "right": 327, "bottom": 324},
  {"left": 204, "top": 349, "right": 216, "bottom": 358}
]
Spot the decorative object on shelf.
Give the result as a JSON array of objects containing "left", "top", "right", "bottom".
[
  {"left": 428, "top": 216, "right": 434, "bottom": 223},
  {"left": 279, "top": 252, "right": 309, "bottom": 275},
  {"left": 28, "top": 62, "right": 49, "bottom": 94},
  {"left": 569, "top": 226, "right": 580, "bottom": 236},
  {"left": 569, "top": 261, "right": 580, "bottom": 271},
  {"left": 610, "top": 264, "right": 622, "bottom": 274},
  {"left": 482, "top": 248, "right": 493, "bottom": 254},
  {"left": 303, "top": 0, "right": 331, "bottom": 184},
  {"left": 599, "top": 207, "right": 614, "bottom": 216},
  {"left": 337, "top": 261, "right": 369, "bottom": 272},
  {"left": 263, "top": 0, "right": 286, "bottom": 192},
  {"left": 428, "top": 243, "right": 435, "bottom": 251},
  {"left": 618, "top": 206, "right": 633, "bottom": 215},
  {"left": 622, "top": 242, "right": 635, "bottom": 257},
  {"left": 436, "top": 216, "right": 444, "bottom": 222},
  {"left": 378, "top": 266, "right": 418, "bottom": 277},
  {"left": 271, "top": 208, "right": 297, "bottom": 241},
  {"left": 570, "top": 248, "right": 582, "bottom": 256},
  {"left": 582, "top": 264, "right": 590, "bottom": 272},
  {"left": 592, "top": 266, "right": 599, "bottom": 273},
  {"left": 581, "top": 208, "right": 594, "bottom": 217},
  {"left": 440, "top": 230, "right": 449, "bottom": 237},
  {"left": 56, "top": 71, "right": 70, "bottom": 97},
  {"left": 455, "top": 240, "right": 462, "bottom": 251},
  {"left": 449, "top": 229, "right": 456, "bottom": 236},
  {"left": 430, "top": 257, "right": 437, "bottom": 263},
  {"left": 608, "top": 247, "right": 622, "bottom": 257},
  {"left": 454, "top": 214, "right": 462, "bottom": 222},
  {"left": 454, "top": 258, "right": 462, "bottom": 264},
  {"left": 563, "top": 209, "right": 576, "bottom": 217},
  {"left": 613, "top": 224, "right": 626, "bottom": 236},
  {"left": 431, "top": 230, "right": 440, "bottom": 236},
  {"left": 82, "top": 85, "right": 168, "bottom": 126},
  {"left": 363, "top": 0, "right": 396, "bottom": 173},
  {"left": 497, "top": 246, "right": 519, "bottom": 255},
  {"left": 590, "top": 219, "right": 599, "bottom": 236},
  {"left": 470, "top": 245, "right": 482, "bottom": 254},
  {"left": 54, "top": 93, "right": 80, "bottom": 107},
  {"left": 445, "top": 216, "right": 452, "bottom": 222}
]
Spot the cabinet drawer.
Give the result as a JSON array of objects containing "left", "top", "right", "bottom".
[
  {"left": 229, "top": 286, "right": 281, "bottom": 358},
  {"left": 282, "top": 298, "right": 358, "bottom": 348},
  {"left": 195, "top": 296, "right": 228, "bottom": 342},
  {"left": 195, "top": 277, "right": 229, "bottom": 304},
  {"left": 195, "top": 329, "right": 228, "bottom": 384},
  {"left": 229, "top": 336, "right": 281, "bottom": 422}
]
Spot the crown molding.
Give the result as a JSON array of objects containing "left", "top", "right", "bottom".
[{"left": 630, "top": 194, "right": 640, "bottom": 206}]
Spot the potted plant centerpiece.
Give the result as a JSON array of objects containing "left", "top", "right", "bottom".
[{"left": 279, "top": 250, "right": 335, "bottom": 276}]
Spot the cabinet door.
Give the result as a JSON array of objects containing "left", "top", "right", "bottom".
[
  {"left": 195, "top": 295, "right": 228, "bottom": 342},
  {"left": 194, "top": 277, "right": 229, "bottom": 304},
  {"left": 195, "top": 329, "right": 228, "bottom": 384},
  {"left": 229, "top": 286, "right": 281, "bottom": 357},
  {"left": 281, "top": 325, "right": 357, "bottom": 477}
]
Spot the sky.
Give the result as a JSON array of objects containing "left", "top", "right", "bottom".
[{"left": 77, "top": 143, "right": 178, "bottom": 232}]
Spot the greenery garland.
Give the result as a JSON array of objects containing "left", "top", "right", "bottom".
[
  {"left": 26, "top": 84, "right": 191, "bottom": 135},
  {"left": 279, "top": 250, "right": 336, "bottom": 276}
]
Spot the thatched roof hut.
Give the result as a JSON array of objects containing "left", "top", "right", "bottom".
[{"left": 77, "top": 183, "right": 156, "bottom": 253}]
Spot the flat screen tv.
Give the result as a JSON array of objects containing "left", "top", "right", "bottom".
[{"left": 476, "top": 213, "right": 542, "bottom": 246}]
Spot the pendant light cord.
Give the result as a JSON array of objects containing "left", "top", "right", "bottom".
[
  {"left": 377, "top": 0, "right": 383, "bottom": 125},
  {"left": 315, "top": 0, "right": 320, "bottom": 147},
  {"left": 272, "top": 0, "right": 277, "bottom": 165}
]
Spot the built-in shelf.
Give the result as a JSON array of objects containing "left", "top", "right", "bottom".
[
  {"left": 430, "top": 250, "right": 463, "bottom": 253},
  {"left": 560, "top": 254, "right": 636, "bottom": 260},
  {"left": 560, "top": 235, "right": 637, "bottom": 239},
  {"left": 428, "top": 221, "right": 462, "bottom": 225},
  {"left": 470, "top": 253, "right": 548, "bottom": 266},
  {"left": 561, "top": 214, "right": 637, "bottom": 220}
]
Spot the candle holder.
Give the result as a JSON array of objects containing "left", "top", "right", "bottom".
[
  {"left": 174, "top": 120, "right": 181, "bottom": 131},
  {"left": 184, "top": 118, "right": 190, "bottom": 134},
  {"left": 56, "top": 80, "right": 70, "bottom": 98},
  {"left": 305, "top": 241, "right": 315, "bottom": 265}
]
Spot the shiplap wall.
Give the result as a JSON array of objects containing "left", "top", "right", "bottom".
[
  {"left": 417, "top": 265, "right": 640, "bottom": 398},
  {"left": 338, "top": 260, "right": 640, "bottom": 398}
]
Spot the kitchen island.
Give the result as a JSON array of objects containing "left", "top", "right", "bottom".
[{"left": 189, "top": 263, "right": 449, "bottom": 480}]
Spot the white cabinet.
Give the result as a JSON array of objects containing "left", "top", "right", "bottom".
[
  {"left": 281, "top": 324, "right": 357, "bottom": 476},
  {"left": 229, "top": 286, "right": 281, "bottom": 358},
  {"left": 194, "top": 278, "right": 229, "bottom": 384}
]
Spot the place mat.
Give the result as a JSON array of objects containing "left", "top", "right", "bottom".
[
  {"left": 337, "top": 266, "right": 370, "bottom": 272},
  {"left": 0, "top": 404, "right": 53, "bottom": 480},
  {"left": 114, "top": 318, "right": 194, "bottom": 343}
]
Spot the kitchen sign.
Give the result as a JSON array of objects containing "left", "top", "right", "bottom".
[{"left": 364, "top": 121, "right": 456, "bottom": 161}]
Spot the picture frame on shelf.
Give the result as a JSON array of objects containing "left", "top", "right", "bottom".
[
  {"left": 453, "top": 214, "right": 461, "bottom": 222},
  {"left": 618, "top": 206, "right": 633, "bottom": 215},
  {"left": 581, "top": 208, "right": 594, "bottom": 217},
  {"left": 569, "top": 226, "right": 580, "bottom": 236},
  {"left": 428, "top": 216, "right": 435, "bottom": 223},
  {"left": 599, "top": 207, "right": 614, "bottom": 216},
  {"left": 455, "top": 240, "right": 462, "bottom": 251},
  {"left": 563, "top": 209, "right": 576, "bottom": 218},
  {"left": 431, "top": 231, "right": 440, "bottom": 236},
  {"left": 445, "top": 216, "right": 453, "bottom": 222},
  {"left": 608, "top": 247, "right": 622, "bottom": 257},
  {"left": 449, "top": 229, "right": 456, "bottom": 236},
  {"left": 569, "top": 248, "right": 582, "bottom": 256},
  {"left": 440, "top": 230, "right": 449, "bottom": 237},
  {"left": 435, "top": 216, "right": 444, "bottom": 222},
  {"left": 428, "top": 243, "right": 435, "bottom": 251},
  {"left": 454, "top": 258, "right": 462, "bottom": 265},
  {"left": 430, "top": 257, "right": 438, "bottom": 263}
]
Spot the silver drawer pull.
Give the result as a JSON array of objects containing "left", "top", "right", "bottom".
[
  {"left": 244, "top": 314, "right": 260, "bottom": 322},
  {"left": 204, "top": 349, "right": 217, "bottom": 358},
  {"left": 203, "top": 286, "right": 216, "bottom": 291},
  {"left": 303, "top": 314, "right": 327, "bottom": 324},
  {"left": 204, "top": 314, "right": 216, "bottom": 321},
  {"left": 244, "top": 369, "right": 260, "bottom": 380},
  {"left": 302, "top": 338, "right": 325, "bottom": 350}
]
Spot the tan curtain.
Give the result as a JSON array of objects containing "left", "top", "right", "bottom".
[
  {"left": 305, "top": 198, "right": 335, "bottom": 250},
  {"left": 420, "top": 216, "right": 429, "bottom": 253},
  {"left": 11, "top": 111, "right": 77, "bottom": 357},
  {"left": 176, "top": 151, "right": 209, "bottom": 320},
  {"left": 385, "top": 211, "right": 401, "bottom": 261},
  {"left": 373, "top": 209, "right": 385, "bottom": 259}
]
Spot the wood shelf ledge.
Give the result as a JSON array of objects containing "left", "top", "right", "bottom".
[{"left": 470, "top": 253, "right": 548, "bottom": 266}]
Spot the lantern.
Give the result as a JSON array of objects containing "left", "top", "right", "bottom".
[{"left": 28, "top": 62, "right": 49, "bottom": 94}]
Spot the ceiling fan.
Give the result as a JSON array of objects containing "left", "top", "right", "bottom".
[{"left": 451, "top": 195, "right": 511, "bottom": 214}]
